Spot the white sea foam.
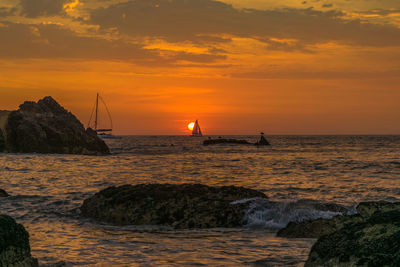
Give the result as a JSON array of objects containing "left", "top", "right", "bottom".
[{"left": 237, "top": 198, "right": 356, "bottom": 230}]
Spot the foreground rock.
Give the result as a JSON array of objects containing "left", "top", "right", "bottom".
[
  {"left": 306, "top": 207, "right": 400, "bottom": 266},
  {"left": 0, "top": 215, "right": 38, "bottom": 266},
  {"left": 203, "top": 138, "right": 253, "bottom": 146},
  {"left": 81, "top": 183, "right": 267, "bottom": 229},
  {"left": 278, "top": 201, "right": 400, "bottom": 266},
  {"left": 1, "top": 96, "right": 109, "bottom": 155}
]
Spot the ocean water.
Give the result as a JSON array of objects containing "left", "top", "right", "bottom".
[{"left": 0, "top": 135, "right": 399, "bottom": 266}]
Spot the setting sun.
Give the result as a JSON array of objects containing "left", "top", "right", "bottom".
[{"left": 188, "top": 122, "right": 195, "bottom": 131}]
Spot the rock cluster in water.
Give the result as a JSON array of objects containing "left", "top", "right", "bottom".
[
  {"left": 203, "top": 138, "right": 253, "bottom": 146},
  {"left": 255, "top": 135, "right": 270, "bottom": 146},
  {"left": 0, "top": 96, "right": 109, "bottom": 155},
  {"left": 279, "top": 201, "right": 400, "bottom": 266},
  {"left": 0, "top": 214, "right": 38, "bottom": 266},
  {"left": 203, "top": 136, "right": 271, "bottom": 146},
  {"left": 81, "top": 183, "right": 267, "bottom": 229}
]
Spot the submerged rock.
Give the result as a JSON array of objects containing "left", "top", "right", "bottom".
[
  {"left": 81, "top": 183, "right": 267, "bottom": 229},
  {"left": 356, "top": 201, "right": 400, "bottom": 218},
  {"left": 0, "top": 189, "right": 9, "bottom": 197},
  {"left": 2, "top": 96, "right": 109, "bottom": 155},
  {"left": 279, "top": 201, "right": 400, "bottom": 239},
  {"left": 0, "top": 215, "right": 38, "bottom": 266},
  {"left": 203, "top": 138, "right": 253, "bottom": 146},
  {"left": 277, "top": 214, "right": 363, "bottom": 238}
]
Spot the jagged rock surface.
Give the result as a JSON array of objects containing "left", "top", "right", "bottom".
[
  {"left": 305, "top": 207, "right": 400, "bottom": 266},
  {"left": 3, "top": 96, "right": 109, "bottom": 155},
  {"left": 0, "top": 215, "right": 38, "bottom": 267},
  {"left": 81, "top": 183, "right": 267, "bottom": 229},
  {"left": 277, "top": 201, "right": 400, "bottom": 266}
]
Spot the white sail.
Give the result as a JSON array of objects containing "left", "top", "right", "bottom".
[
  {"left": 192, "top": 120, "right": 203, "bottom": 137},
  {"left": 87, "top": 93, "right": 117, "bottom": 138}
]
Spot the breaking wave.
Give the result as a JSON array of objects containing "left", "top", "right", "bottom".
[{"left": 233, "top": 198, "right": 356, "bottom": 230}]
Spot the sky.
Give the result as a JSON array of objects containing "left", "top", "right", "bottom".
[{"left": 0, "top": 0, "right": 399, "bottom": 135}]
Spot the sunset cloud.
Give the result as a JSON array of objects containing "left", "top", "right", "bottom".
[
  {"left": 0, "top": 0, "right": 398, "bottom": 65},
  {"left": 0, "top": 0, "right": 399, "bottom": 134},
  {"left": 87, "top": 0, "right": 400, "bottom": 47},
  {"left": 0, "top": 22, "right": 224, "bottom": 65},
  {"left": 19, "top": 0, "right": 74, "bottom": 18}
]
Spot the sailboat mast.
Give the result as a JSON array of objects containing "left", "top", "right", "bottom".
[{"left": 94, "top": 93, "right": 99, "bottom": 131}]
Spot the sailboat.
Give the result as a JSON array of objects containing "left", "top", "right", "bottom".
[
  {"left": 87, "top": 93, "right": 117, "bottom": 139},
  {"left": 191, "top": 119, "right": 203, "bottom": 137}
]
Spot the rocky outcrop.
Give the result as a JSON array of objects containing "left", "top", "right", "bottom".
[
  {"left": 255, "top": 135, "right": 270, "bottom": 146},
  {"left": 0, "top": 110, "right": 9, "bottom": 152},
  {"left": 1, "top": 96, "right": 109, "bottom": 155},
  {"left": 81, "top": 183, "right": 267, "bottom": 229},
  {"left": 203, "top": 138, "right": 253, "bottom": 146},
  {"left": 305, "top": 207, "right": 400, "bottom": 266},
  {"left": 356, "top": 201, "right": 400, "bottom": 218},
  {"left": 0, "top": 129, "right": 4, "bottom": 152},
  {"left": 203, "top": 135, "right": 271, "bottom": 146},
  {"left": 0, "top": 189, "right": 9, "bottom": 197},
  {"left": 0, "top": 215, "right": 38, "bottom": 267},
  {"left": 277, "top": 201, "right": 400, "bottom": 266}
]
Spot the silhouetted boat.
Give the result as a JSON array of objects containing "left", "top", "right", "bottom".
[
  {"left": 88, "top": 93, "right": 118, "bottom": 139},
  {"left": 191, "top": 120, "right": 203, "bottom": 137}
]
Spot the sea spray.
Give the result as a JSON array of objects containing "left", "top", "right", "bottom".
[{"left": 231, "top": 198, "right": 356, "bottom": 230}]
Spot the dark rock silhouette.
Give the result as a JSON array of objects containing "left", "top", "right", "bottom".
[
  {"left": 1, "top": 96, "right": 109, "bottom": 155},
  {"left": 0, "top": 189, "right": 9, "bottom": 197},
  {"left": 204, "top": 133, "right": 271, "bottom": 146},
  {"left": 81, "top": 183, "right": 267, "bottom": 229},
  {"left": 0, "top": 215, "right": 38, "bottom": 266},
  {"left": 256, "top": 136, "right": 270, "bottom": 146},
  {"left": 0, "top": 130, "right": 4, "bottom": 152},
  {"left": 255, "top": 133, "right": 270, "bottom": 146},
  {"left": 203, "top": 138, "right": 252, "bottom": 146}
]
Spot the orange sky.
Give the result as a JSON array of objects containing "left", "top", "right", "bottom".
[{"left": 0, "top": 0, "right": 399, "bottom": 134}]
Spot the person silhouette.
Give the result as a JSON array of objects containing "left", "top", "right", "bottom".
[{"left": 256, "top": 132, "right": 270, "bottom": 146}]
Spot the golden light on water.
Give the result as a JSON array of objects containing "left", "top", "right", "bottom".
[{"left": 188, "top": 122, "right": 195, "bottom": 131}]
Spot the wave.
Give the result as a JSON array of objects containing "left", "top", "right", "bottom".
[{"left": 233, "top": 198, "right": 356, "bottom": 230}]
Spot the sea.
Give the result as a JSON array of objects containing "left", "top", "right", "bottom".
[{"left": 0, "top": 135, "right": 399, "bottom": 266}]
